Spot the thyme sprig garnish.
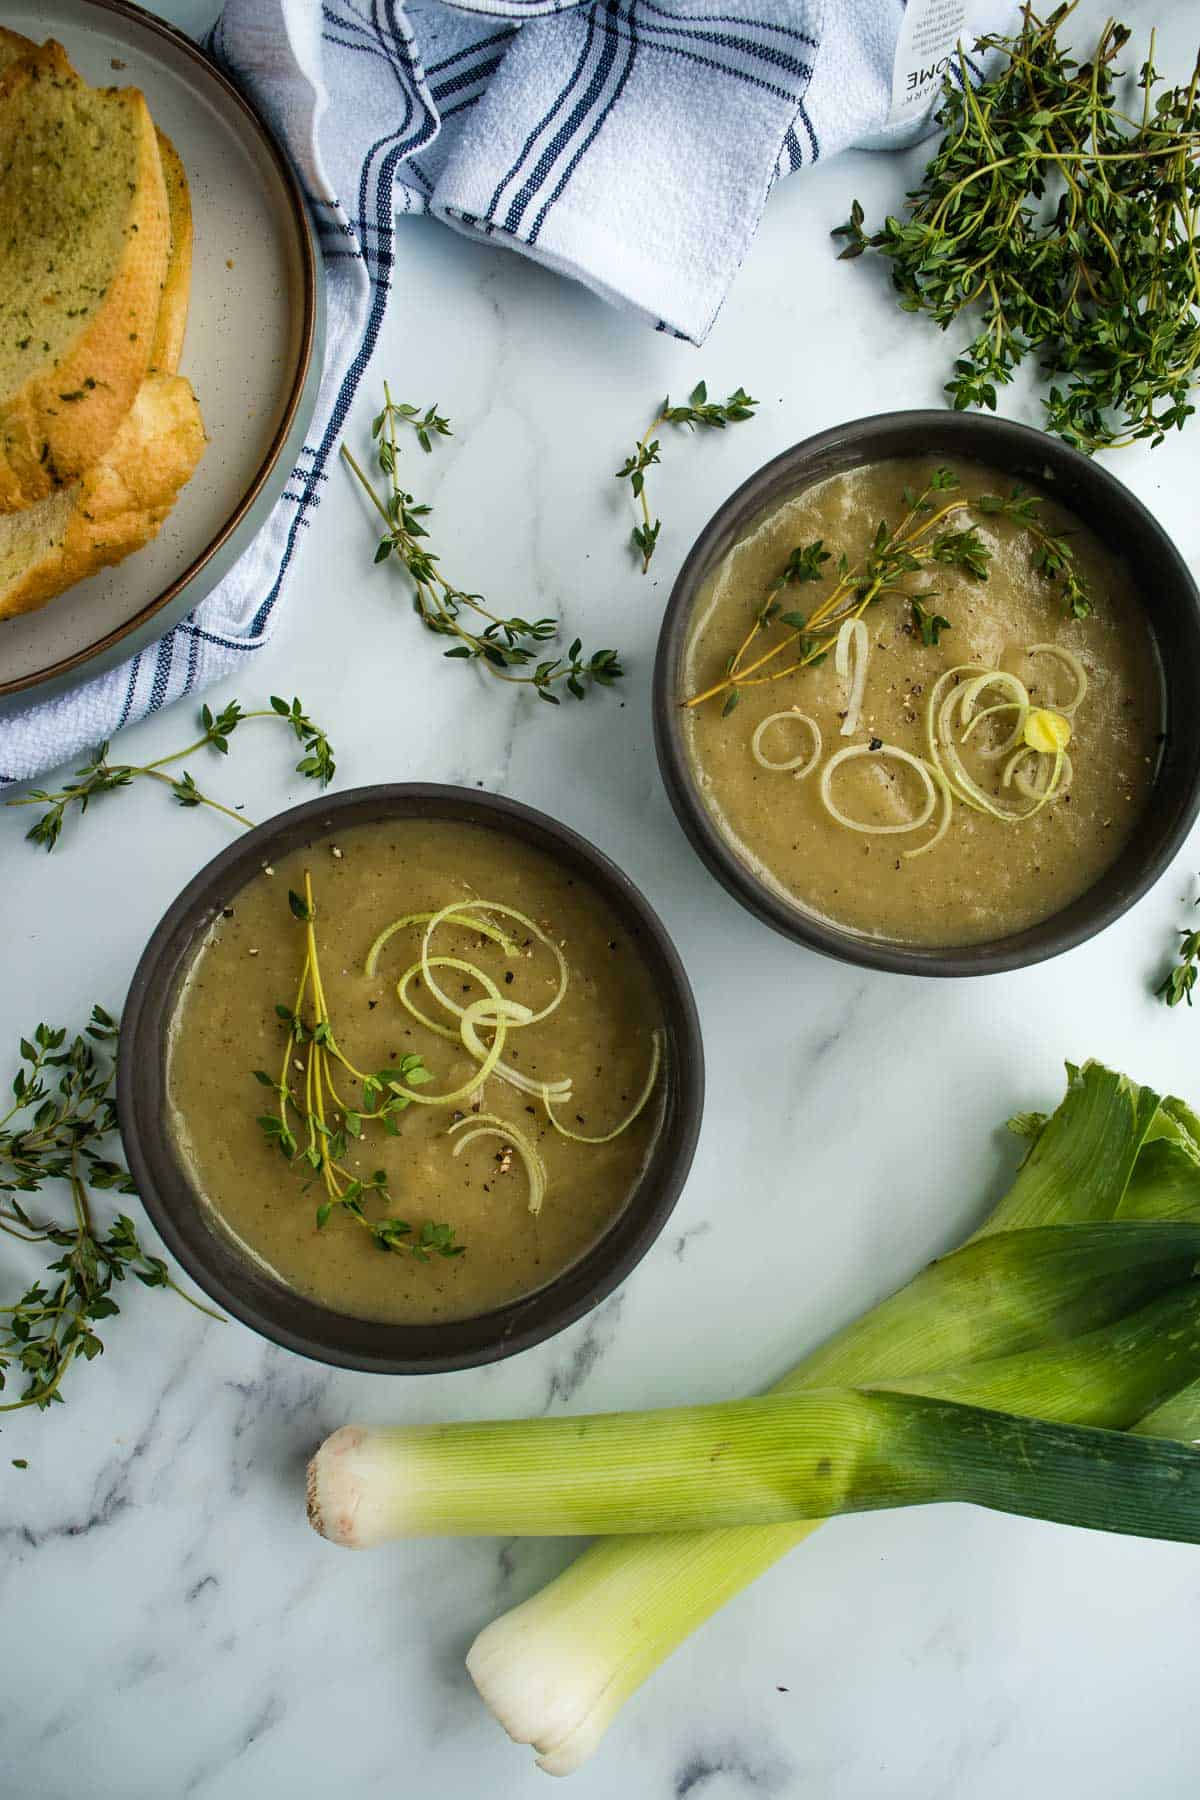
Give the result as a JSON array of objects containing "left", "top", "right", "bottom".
[
  {"left": 8, "top": 696, "right": 336, "bottom": 851},
  {"left": 0, "top": 1008, "right": 218, "bottom": 1414},
  {"left": 688, "top": 469, "right": 1092, "bottom": 714},
  {"left": 616, "top": 381, "right": 758, "bottom": 572},
  {"left": 911, "top": 598, "right": 953, "bottom": 646},
  {"left": 343, "top": 385, "right": 623, "bottom": 706},
  {"left": 256, "top": 875, "right": 463, "bottom": 1260},
  {"left": 833, "top": 5, "right": 1200, "bottom": 452}
]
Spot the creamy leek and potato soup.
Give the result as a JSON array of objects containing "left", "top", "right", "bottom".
[
  {"left": 682, "top": 457, "right": 1161, "bottom": 946},
  {"left": 167, "top": 820, "right": 665, "bottom": 1324}
]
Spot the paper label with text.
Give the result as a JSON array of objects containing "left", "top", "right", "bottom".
[{"left": 888, "top": 0, "right": 969, "bottom": 128}]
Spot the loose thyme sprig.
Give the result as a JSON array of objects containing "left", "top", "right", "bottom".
[
  {"left": 0, "top": 1008, "right": 219, "bottom": 1414},
  {"left": 833, "top": 7, "right": 1200, "bottom": 452},
  {"left": 374, "top": 395, "right": 452, "bottom": 457},
  {"left": 1157, "top": 934, "right": 1200, "bottom": 1008},
  {"left": 687, "top": 470, "right": 1093, "bottom": 714},
  {"left": 616, "top": 381, "right": 758, "bottom": 571},
  {"left": 255, "top": 876, "right": 463, "bottom": 1260},
  {"left": 1156, "top": 885, "right": 1200, "bottom": 1007},
  {"left": 343, "top": 385, "right": 623, "bottom": 707},
  {"left": 8, "top": 696, "right": 336, "bottom": 851}
]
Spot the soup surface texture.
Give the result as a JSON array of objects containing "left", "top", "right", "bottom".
[
  {"left": 168, "top": 819, "right": 665, "bottom": 1324},
  {"left": 683, "top": 457, "right": 1161, "bottom": 946}
]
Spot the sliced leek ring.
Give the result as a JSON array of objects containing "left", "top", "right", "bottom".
[
  {"left": 819, "top": 743, "right": 938, "bottom": 836},
  {"left": 750, "top": 709, "right": 822, "bottom": 778}
]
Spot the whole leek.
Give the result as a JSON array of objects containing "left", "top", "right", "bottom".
[
  {"left": 466, "top": 1063, "right": 1189, "bottom": 1773},
  {"left": 306, "top": 1063, "right": 1200, "bottom": 1773},
  {"left": 308, "top": 1278, "right": 1200, "bottom": 1541},
  {"left": 310, "top": 1389, "right": 1200, "bottom": 1541}
]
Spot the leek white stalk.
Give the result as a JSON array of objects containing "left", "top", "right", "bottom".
[{"left": 467, "top": 1529, "right": 805, "bottom": 1774}]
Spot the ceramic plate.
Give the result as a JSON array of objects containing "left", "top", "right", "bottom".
[{"left": 0, "top": 0, "right": 323, "bottom": 711}]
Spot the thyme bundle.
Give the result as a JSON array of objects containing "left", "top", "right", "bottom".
[
  {"left": 0, "top": 1010, "right": 216, "bottom": 1416},
  {"left": 834, "top": 5, "right": 1200, "bottom": 452}
]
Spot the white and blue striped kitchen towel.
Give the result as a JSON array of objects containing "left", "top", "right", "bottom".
[{"left": 0, "top": 0, "right": 1000, "bottom": 789}]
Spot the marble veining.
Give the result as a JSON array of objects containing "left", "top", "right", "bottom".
[
  {"left": 4, "top": 1, "right": 1200, "bottom": 1795},
  {"left": 673, "top": 1744, "right": 795, "bottom": 1799},
  {"left": 540, "top": 1293, "right": 626, "bottom": 1412}
]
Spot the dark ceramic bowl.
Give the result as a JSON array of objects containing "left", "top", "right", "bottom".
[
  {"left": 118, "top": 785, "right": 704, "bottom": 1373},
  {"left": 654, "top": 410, "right": 1200, "bottom": 977}
]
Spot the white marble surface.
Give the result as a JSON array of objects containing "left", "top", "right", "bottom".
[{"left": 4, "top": 3, "right": 1200, "bottom": 1795}]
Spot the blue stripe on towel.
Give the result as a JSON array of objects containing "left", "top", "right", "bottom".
[
  {"left": 527, "top": 1, "right": 638, "bottom": 247},
  {"left": 148, "top": 631, "right": 175, "bottom": 715},
  {"left": 508, "top": 3, "right": 628, "bottom": 238},
  {"left": 248, "top": 0, "right": 437, "bottom": 638},
  {"left": 115, "top": 656, "right": 142, "bottom": 733},
  {"left": 484, "top": 8, "right": 598, "bottom": 224}
]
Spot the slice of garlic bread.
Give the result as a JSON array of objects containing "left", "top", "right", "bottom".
[
  {"left": 0, "top": 373, "right": 206, "bottom": 620},
  {"left": 0, "top": 33, "right": 192, "bottom": 375},
  {"left": 0, "top": 40, "right": 170, "bottom": 511}
]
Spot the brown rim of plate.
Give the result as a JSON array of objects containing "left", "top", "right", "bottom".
[{"left": 0, "top": 0, "right": 319, "bottom": 699}]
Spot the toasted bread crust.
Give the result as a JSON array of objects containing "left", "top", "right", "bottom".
[
  {"left": 0, "top": 373, "right": 206, "bottom": 619},
  {"left": 0, "top": 25, "right": 35, "bottom": 68},
  {"left": 0, "top": 42, "right": 170, "bottom": 512},
  {"left": 150, "top": 131, "right": 193, "bottom": 375}
]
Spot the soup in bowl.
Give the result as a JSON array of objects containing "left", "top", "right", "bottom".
[
  {"left": 654, "top": 413, "right": 1200, "bottom": 975},
  {"left": 118, "top": 786, "right": 703, "bottom": 1371}
]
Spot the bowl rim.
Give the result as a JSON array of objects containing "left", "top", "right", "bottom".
[
  {"left": 117, "top": 784, "right": 705, "bottom": 1374},
  {"left": 653, "top": 408, "right": 1200, "bottom": 977}
]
